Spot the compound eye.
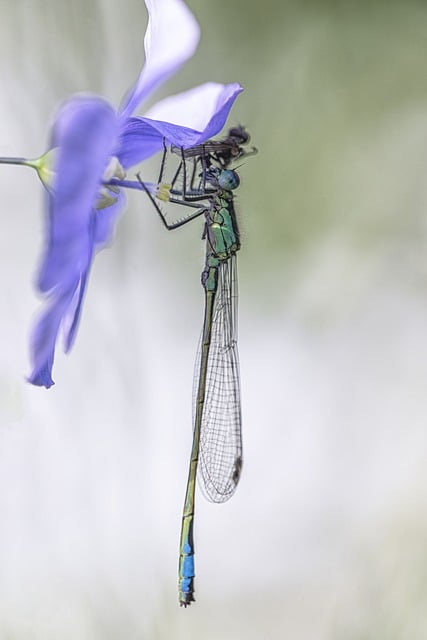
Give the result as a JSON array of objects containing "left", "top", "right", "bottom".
[{"left": 218, "top": 169, "right": 240, "bottom": 191}]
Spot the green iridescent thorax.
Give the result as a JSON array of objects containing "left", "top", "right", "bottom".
[{"left": 205, "top": 192, "right": 240, "bottom": 262}]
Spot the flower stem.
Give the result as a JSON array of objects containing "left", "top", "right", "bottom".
[{"left": 0, "top": 156, "right": 31, "bottom": 167}]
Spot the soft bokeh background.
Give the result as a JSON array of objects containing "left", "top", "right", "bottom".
[{"left": 1, "top": 0, "right": 427, "bottom": 637}]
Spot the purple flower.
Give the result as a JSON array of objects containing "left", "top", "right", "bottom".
[{"left": 6, "top": 0, "right": 242, "bottom": 388}]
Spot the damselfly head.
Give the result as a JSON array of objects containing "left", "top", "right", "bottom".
[
  {"left": 218, "top": 169, "right": 240, "bottom": 191},
  {"left": 205, "top": 167, "right": 240, "bottom": 191}
]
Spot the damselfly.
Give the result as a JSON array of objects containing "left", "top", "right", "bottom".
[{"left": 138, "top": 137, "right": 251, "bottom": 606}]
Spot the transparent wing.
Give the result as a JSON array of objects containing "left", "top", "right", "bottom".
[{"left": 192, "top": 256, "right": 243, "bottom": 503}]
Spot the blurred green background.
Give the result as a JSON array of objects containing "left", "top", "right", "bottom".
[{"left": 1, "top": 0, "right": 427, "bottom": 637}]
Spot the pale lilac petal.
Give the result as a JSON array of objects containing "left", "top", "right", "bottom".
[
  {"left": 143, "top": 82, "right": 243, "bottom": 142},
  {"left": 30, "top": 96, "right": 120, "bottom": 387},
  {"left": 38, "top": 96, "right": 119, "bottom": 293},
  {"left": 120, "top": 0, "right": 200, "bottom": 119}
]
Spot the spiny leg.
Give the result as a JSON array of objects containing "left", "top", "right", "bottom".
[{"left": 137, "top": 173, "right": 207, "bottom": 231}]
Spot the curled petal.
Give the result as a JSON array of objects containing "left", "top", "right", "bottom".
[
  {"left": 142, "top": 82, "right": 243, "bottom": 147},
  {"left": 120, "top": 0, "right": 200, "bottom": 119},
  {"left": 117, "top": 83, "right": 244, "bottom": 168}
]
